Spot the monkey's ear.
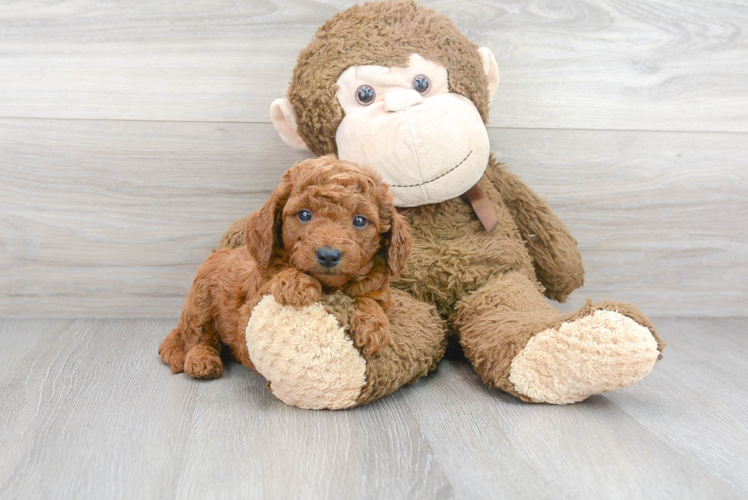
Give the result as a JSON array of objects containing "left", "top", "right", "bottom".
[
  {"left": 376, "top": 183, "right": 413, "bottom": 277},
  {"left": 385, "top": 211, "right": 412, "bottom": 278},
  {"left": 478, "top": 47, "right": 500, "bottom": 103},
  {"left": 270, "top": 98, "right": 309, "bottom": 151}
]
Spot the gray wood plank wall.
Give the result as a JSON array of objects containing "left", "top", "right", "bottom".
[{"left": 1, "top": 0, "right": 746, "bottom": 318}]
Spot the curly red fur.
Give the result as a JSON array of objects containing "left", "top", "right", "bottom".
[{"left": 159, "top": 156, "right": 412, "bottom": 378}]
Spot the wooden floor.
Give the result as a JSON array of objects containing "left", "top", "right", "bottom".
[{"left": 1, "top": 317, "right": 746, "bottom": 499}]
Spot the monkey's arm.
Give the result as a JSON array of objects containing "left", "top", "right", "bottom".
[
  {"left": 484, "top": 156, "right": 584, "bottom": 302},
  {"left": 219, "top": 215, "right": 252, "bottom": 250}
]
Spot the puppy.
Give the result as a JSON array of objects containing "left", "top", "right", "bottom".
[{"left": 159, "top": 156, "right": 412, "bottom": 379}]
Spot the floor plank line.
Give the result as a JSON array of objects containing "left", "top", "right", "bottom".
[{"left": 1, "top": 318, "right": 746, "bottom": 499}]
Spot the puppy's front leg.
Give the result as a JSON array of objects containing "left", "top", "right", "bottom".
[
  {"left": 350, "top": 296, "right": 391, "bottom": 357},
  {"left": 268, "top": 268, "right": 322, "bottom": 308}
]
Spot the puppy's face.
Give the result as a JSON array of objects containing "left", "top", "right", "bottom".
[
  {"left": 246, "top": 156, "right": 411, "bottom": 286},
  {"left": 281, "top": 175, "right": 382, "bottom": 288}
]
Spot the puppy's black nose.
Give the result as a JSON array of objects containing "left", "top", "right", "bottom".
[{"left": 316, "top": 247, "right": 342, "bottom": 268}]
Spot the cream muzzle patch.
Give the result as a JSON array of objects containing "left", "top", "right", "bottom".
[{"left": 335, "top": 54, "right": 490, "bottom": 207}]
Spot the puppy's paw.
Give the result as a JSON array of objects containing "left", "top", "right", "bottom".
[
  {"left": 159, "top": 330, "right": 185, "bottom": 374},
  {"left": 270, "top": 271, "right": 322, "bottom": 308},
  {"left": 350, "top": 307, "right": 391, "bottom": 356},
  {"left": 184, "top": 345, "right": 223, "bottom": 379}
]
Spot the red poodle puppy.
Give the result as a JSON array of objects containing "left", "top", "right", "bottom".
[{"left": 159, "top": 155, "right": 412, "bottom": 379}]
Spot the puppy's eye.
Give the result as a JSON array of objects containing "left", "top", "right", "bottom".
[
  {"left": 356, "top": 85, "right": 376, "bottom": 105},
  {"left": 352, "top": 215, "right": 367, "bottom": 228},
  {"left": 297, "top": 210, "right": 312, "bottom": 223},
  {"left": 412, "top": 75, "right": 430, "bottom": 95}
]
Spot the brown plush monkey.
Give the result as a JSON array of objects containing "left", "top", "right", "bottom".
[{"left": 223, "top": 0, "right": 665, "bottom": 408}]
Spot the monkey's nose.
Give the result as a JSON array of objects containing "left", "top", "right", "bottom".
[
  {"left": 316, "top": 247, "right": 343, "bottom": 268},
  {"left": 384, "top": 89, "right": 424, "bottom": 112}
]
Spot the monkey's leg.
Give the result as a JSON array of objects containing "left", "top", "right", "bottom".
[
  {"left": 245, "top": 289, "right": 446, "bottom": 409},
  {"left": 354, "top": 289, "right": 447, "bottom": 406},
  {"left": 452, "top": 271, "right": 665, "bottom": 404}
]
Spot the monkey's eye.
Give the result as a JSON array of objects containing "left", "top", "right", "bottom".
[
  {"left": 412, "top": 75, "right": 430, "bottom": 95},
  {"left": 297, "top": 210, "right": 313, "bottom": 223},
  {"left": 352, "top": 215, "right": 368, "bottom": 228},
  {"left": 355, "top": 85, "right": 376, "bottom": 105}
]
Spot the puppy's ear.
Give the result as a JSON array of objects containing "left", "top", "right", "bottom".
[
  {"left": 378, "top": 184, "right": 412, "bottom": 277},
  {"left": 246, "top": 169, "right": 295, "bottom": 270},
  {"left": 386, "top": 211, "right": 412, "bottom": 277}
]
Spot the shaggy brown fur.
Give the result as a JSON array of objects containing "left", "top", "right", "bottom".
[
  {"left": 160, "top": 156, "right": 412, "bottom": 378},
  {"left": 395, "top": 155, "right": 585, "bottom": 318},
  {"left": 395, "top": 155, "right": 665, "bottom": 395}
]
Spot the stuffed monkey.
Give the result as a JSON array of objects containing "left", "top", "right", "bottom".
[{"left": 222, "top": 0, "right": 665, "bottom": 408}]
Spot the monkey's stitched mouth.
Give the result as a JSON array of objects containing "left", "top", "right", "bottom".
[{"left": 388, "top": 150, "right": 473, "bottom": 188}]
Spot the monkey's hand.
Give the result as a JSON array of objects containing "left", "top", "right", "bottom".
[
  {"left": 350, "top": 297, "right": 391, "bottom": 357},
  {"left": 268, "top": 268, "right": 322, "bottom": 308}
]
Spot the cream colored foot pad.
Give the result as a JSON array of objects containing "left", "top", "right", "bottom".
[
  {"left": 246, "top": 295, "right": 366, "bottom": 410},
  {"left": 509, "top": 310, "right": 660, "bottom": 404}
]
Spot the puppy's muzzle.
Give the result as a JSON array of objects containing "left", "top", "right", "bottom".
[{"left": 316, "top": 247, "right": 342, "bottom": 268}]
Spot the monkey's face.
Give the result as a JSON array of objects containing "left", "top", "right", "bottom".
[{"left": 334, "top": 54, "right": 491, "bottom": 208}]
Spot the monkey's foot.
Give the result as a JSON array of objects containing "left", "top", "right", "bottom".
[
  {"left": 246, "top": 290, "right": 447, "bottom": 410},
  {"left": 246, "top": 295, "right": 367, "bottom": 410},
  {"left": 508, "top": 310, "right": 661, "bottom": 404}
]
